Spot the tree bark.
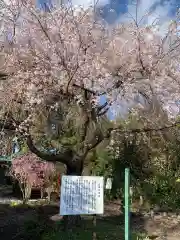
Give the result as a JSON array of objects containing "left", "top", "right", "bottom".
[
  {"left": 62, "top": 160, "right": 83, "bottom": 230},
  {"left": 26, "top": 135, "right": 84, "bottom": 230}
]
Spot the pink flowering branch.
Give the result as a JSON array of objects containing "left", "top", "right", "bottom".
[
  {"left": 9, "top": 153, "right": 55, "bottom": 201},
  {"left": 0, "top": 2, "right": 180, "bottom": 175}
]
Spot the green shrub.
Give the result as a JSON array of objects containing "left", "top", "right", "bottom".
[{"left": 142, "top": 173, "right": 180, "bottom": 210}]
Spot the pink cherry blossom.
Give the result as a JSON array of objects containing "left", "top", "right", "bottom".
[
  {"left": 9, "top": 153, "right": 55, "bottom": 200},
  {"left": 0, "top": 1, "right": 179, "bottom": 123}
]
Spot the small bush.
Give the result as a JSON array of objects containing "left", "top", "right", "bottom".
[
  {"left": 9, "top": 154, "right": 55, "bottom": 202},
  {"left": 141, "top": 173, "right": 180, "bottom": 210}
]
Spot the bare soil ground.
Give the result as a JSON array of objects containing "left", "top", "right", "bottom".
[
  {"left": 1, "top": 185, "right": 180, "bottom": 240},
  {"left": 104, "top": 201, "right": 180, "bottom": 240}
]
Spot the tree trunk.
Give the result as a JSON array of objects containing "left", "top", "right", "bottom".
[
  {"left": 26, "top": 136, "right": 84, "bottom": 230},
  {"left": 62, "top": 160, "right": 83, "bottom": 230}
]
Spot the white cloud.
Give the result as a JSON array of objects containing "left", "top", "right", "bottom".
[
  {"left": 164, "top": 101, "right": 180, "bottom": 118},
  {"left": 53, "top": 0, "right": 110, "bottom": 9},
  {"left": 118, "top": 0, "right": 175, "bottom": 36}
]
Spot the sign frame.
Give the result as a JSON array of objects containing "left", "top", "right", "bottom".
[{"left": 60, "top": 175, "right": 104, "bottom": 216}]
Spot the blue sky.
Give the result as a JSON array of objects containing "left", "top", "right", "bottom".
[{"left": 38, "top": 0, "right": 180, "bottom": 22}]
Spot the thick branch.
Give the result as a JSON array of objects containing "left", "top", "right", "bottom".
[
  {"left": 73, "top": 80, "right": 123, "bottom": 97},
  {"left": 82, "top": 120, "right": 180, "bottom": 158},
  {"left": 97, "top": 102, "right": 108, "bottom": 113},
  {"left": 79, "top": 88, "right": 91, "bottom": 143},
  {"left": 113, "top": 121, "right": 180, "bottom": 134},
  {"left": 83, "top": 128, "right": 104, "bottom": 158},
  {"left": 0, "top": 72, "right": 8, "bottom": 80},
  {"left": 26, "top": 135, "right": 73, "bottom": 165},
  {"left": 1, "top": 118, "right": 180, "bottom": 167},
  {"left": 79, "top": 115, "right": 89, "bottom": 143},
  {"left": 0, "top": 120, "right": 16, "bottom": 131},
  {"left": 97, "top": 108, "right": 109, "bottom": 117},
  {"left": 1, "top": 118, "right": 180, "bottom": 136}
]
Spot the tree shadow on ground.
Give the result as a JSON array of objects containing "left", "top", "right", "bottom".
[
  {"left": 0, "top": 202, "right": 148, "bottom": 240},
  {"left": 101, "top": 212, "right": 147, "bottom": 232},
  {"left": 0, "top": 203, "right": 59, "bottom": 240}
]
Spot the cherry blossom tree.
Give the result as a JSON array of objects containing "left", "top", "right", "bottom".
[
  {"left": 0, "top": 1, "right": 180, "bottom": 178},
  {"left": 9, "top": 153, "right": 55, "bottom": 202}
]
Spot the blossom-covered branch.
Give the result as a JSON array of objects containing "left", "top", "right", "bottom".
[{"left": 0, "top": 1, "right": 180, "bottom": 175}]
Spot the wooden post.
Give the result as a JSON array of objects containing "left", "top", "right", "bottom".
[{"left": 93, "top": 214, "right": 97, "bottom": 240}]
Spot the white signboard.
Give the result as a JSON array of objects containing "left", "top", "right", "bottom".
[
  {"left": 105, "top": 178, "right": 112, "bottom": 190},
  {"left": 60, "top": 176, "right": 104, "bottom": 215}
]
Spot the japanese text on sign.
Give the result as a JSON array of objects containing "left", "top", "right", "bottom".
[{"left": 60, "top": 176, "right": 104, "bottom": 215}]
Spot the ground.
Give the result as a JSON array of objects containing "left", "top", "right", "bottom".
[{"left": 0, "top": 185, "right": 180, "bottom": 240}]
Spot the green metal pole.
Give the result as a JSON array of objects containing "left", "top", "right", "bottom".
[{"left": 125, "top": 168, "right": 130, "bottom": 240}]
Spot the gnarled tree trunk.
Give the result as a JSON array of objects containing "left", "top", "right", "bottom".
[
  {"left": 62, "top": 158, "right": 83, "bottom": 230},
  {"left": 26, "top": 135, "right": 86, "bottom": 230},
  {"left": 28, "top": 136, "right": 84, "bottom": 229}
]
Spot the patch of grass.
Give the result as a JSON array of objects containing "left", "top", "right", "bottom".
[
  {"left": 41, "top": 218, "right": 147, "bottom": 240},
  {"left": 10, "top": 199, "right": 49, "bottom": 207},
  {"left": 20, "top": 217, "right": 49, "bottom": 240},
  {"left": 0, "top": 202, "right": 149, "bottom": 240}
]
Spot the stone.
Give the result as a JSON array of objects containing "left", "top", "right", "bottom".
[{"left": 50, "top": 214, "right": 63, "bottom": 221}]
